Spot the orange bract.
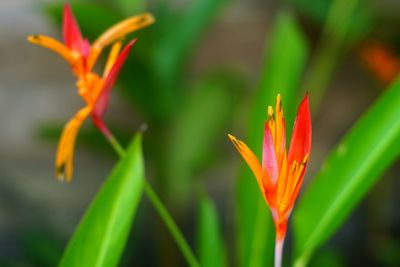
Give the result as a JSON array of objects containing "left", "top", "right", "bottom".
[
  {"left": 229, "top": 94, "right": 311, "bottom": 241},
  {"left": 360, "top": 41, "right": 400, "bottom": 85}
]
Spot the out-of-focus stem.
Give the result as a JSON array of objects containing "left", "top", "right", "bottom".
[
  {"left": 274, "top": 235, "right": 285, "bottom": 267},
  {"left": 105, "top": 132, "right": 200, "bottom": 267}
]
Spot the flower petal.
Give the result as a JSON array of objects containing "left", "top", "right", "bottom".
[
  {"left": 103, "top": 40, "right": 123, "bottom": 78},
  {"left": 27, "top": 35, "right": 77, "bottom": 65},
  {"left": 288, "top": 93, "right": 312, "bottom": 165},
  {"left": 63, "top": 3, "right": 84, "bottom": 52},
  {"left": 56, "top": 106, "right": 91, "bottom": 182},
  {"left": 262, "top": 123, "right": 278, "bottom": 186},
  {"left": 88, "top": 13, "right": 155, "bottom": 69},
  {"left": 91, "top": 39, "right": 136, "bottom": 129},
  {"left": 228, "top": 134, "right": 264, "bottom": 195}
]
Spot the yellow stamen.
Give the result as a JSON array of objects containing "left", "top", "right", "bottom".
[
  {"left": 275, "top": 94, "right": 283, "bottom": 151},
  {"left": 103, "top": 40, "right": 123, "bottom": 78},
  {"left": 279, "top": 154, "right": 309, "bottom": 214},
  {"left": 88, "top": 13, "right": 155, "bottom": 69},
  {"left": 267, "top": 106, "right": 276, "bottom": 141},
  {"left": 27, "top": 35, "right": 78, "bottom": 65},
  {"left": 77, "top": 73, "right": 103, "bottom": 105},
  {"left": 56, "top": 106, "right": 91, "bottom": 182},
  {"left": 275, "top": 94, "right": 284, "bottom": 159}
]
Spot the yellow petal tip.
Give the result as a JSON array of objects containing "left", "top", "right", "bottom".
[
  {"left": 27, "top": 34, "right": 40, "bottom": 43},
  {"left": 227, "top": 134, "right": 237, "bottom": 141}
]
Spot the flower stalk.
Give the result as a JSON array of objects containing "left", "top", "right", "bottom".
[
  {"left": 229, "top": 94, "right": 312, "bottom": 266},
  {"left": 105, "top": 132, "right": 200, "bottom": 267}
]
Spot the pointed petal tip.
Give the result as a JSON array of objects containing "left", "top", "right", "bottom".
[
  {"left": 227, "top": 134, "right": 238, "bottom": 142},
  {"left": 56, "top": 168, "right": 65, "bottom": 182},
  {"left": 143, "top": 12, "right": 156, "bottom": 24},
  {"left": 125, "top": 38, "right": 138, "bottom": 50},
  {"left": 56, "top": 171, "right": 72, "bottom": 183},
  {"left": 288, "top": 92, "right": 312, "bottom": 164},
  {"left": 63, "top": 2, "right": 83, "bottom": 51},
  {"left": 303, "top": 92, "right": 309, "bottom": 103},
  {"left": 27, "top": 34, "right": 41, "bottom": 43}
]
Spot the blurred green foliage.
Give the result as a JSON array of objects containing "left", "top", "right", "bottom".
[{"left": 196, "top": 193, "right": 226, "bottom": 267}]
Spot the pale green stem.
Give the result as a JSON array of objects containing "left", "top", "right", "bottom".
[
  {"left": 106, "top": 132, "right": 200, "bottom": 267},
  {"left": 274, "top": 235, "right": 285, "bottom": 267}
]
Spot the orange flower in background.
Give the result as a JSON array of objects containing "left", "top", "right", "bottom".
[
  {"left": 27, "top": 4, "right": 155, "bottom": 181},
  {"left": 360, "top": 41, "right": 400, "bottom": 85},
  {"left": 228, "top": 94, "right": 311, "bottom": 267}
]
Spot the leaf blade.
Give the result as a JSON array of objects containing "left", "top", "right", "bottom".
[
  {"left": 59, "top": 133, "right": 145, "bottom": 267},
  {"left": 196, "top": 194, "right": 227, "bottom": 267},
  {"left": 293, "top": 79, "right": 400, "bottom": 267}
]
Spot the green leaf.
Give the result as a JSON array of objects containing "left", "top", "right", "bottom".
[
  {"left": 165, "top": 70, "right": 242, "bottom": 206},
  {"left": 196, "top": 193, "right": 227, "bottom": 267},
  {"left": 235, "top": 11, "right": 308, "bottom": 267},
  {"left": 59, "top": 134, "right": 145, "bottom": 267},
  {"left": 293, "top": 78, "right": 400, "bottom": 267}
]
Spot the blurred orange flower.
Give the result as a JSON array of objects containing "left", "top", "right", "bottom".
[
  {"left": 360, "top": 41, "right": 400, "bottom": 85},
  {"left": 27, "top": 4, "right": 154, "bottom": 181}
]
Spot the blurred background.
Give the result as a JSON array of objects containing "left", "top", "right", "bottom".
[{"left": 1, "top": 0, "right": 400, "bottom": 266}]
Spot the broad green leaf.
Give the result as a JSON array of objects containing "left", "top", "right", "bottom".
[
  {"left": 235, "top": 11, "right": 308, "bottom": 267},
  {"left": 196, "top": 194, "right": 227, "bottom": 267},
  {"left": 59, "top": 134, "right": 145, "bottom": 267},
  {"left": 293, "top": 78, "right": 400, "bottom": 267},
  {"left": 165, "top": 70, "right": 242, "bottom": 206}
]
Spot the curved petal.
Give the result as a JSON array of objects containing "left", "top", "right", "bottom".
[
  {"left": 56, "top": 106, "right": 91, "bottom": 182},
  {"left": 27, "top": 35, "right": 77, "bottom": 65},
  {"left": 288, "top": 93, "right": 312, "bottom": 165},
  {"left": 88, "top": 13, "right": 155, "bottom": 69},
  {"left": 228, "top": 134, "right": 264, "bottom": 195},
  {"left": 92, "top": 39, "right": 136, "bottom": 123},
  {"left": 63, "top": 3, "right": 84, "bottom": 52}
]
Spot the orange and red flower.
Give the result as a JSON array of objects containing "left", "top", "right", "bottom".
[
  {"left": 28, "top": 4, "right": 154, "bottom": 181},
  {"left": 228, "top": 94, "right": 311, "bottom": 243}
]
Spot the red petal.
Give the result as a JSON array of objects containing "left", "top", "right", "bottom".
[
  {"left": 92, "top": 39, "right": 136, "bottom": 119},
  {"left": 288, "top": 93, "right": 312, "bottom": 164},
  {"left": 63, "top": 3, "right": 84, "bottom": 51},
  {"left": 262, "top": 123, "right": 278, "bottom": 185}
]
